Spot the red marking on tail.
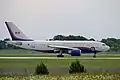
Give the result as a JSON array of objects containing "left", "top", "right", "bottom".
[{"left": 15, "top": 32, "right": 20, "bottom": 34}]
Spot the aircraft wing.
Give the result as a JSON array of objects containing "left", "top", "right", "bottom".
[{"left": 47, "top": 45, "right": 79, "bottom": 50}]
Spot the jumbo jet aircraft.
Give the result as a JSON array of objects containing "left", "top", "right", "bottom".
[{"left": 5, "top": 22, "right": 110, "bottom": 57}]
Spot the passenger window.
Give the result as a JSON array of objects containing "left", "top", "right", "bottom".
[
  {"left": 32, "top": 45, "right": 35, "bottom": 48},
  {"left": 16, "top": 42, "right": 22, "bottom": 45}
]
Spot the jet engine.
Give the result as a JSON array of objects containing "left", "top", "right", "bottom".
[{"left": 68, "top": 50, "right": 81, "bottom": 56}]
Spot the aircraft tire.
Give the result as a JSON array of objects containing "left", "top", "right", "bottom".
[
  {"left": 93, "top": 55, "right": 96, "bottom": 58},
  {"left": 57, "top": 55, "right": 64, "bottom": 57}
]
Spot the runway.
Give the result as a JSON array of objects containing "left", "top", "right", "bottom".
[{"left": 0, "top": 57, "right": 120, "bottom": 59}]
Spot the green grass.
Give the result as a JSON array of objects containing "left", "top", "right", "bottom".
[
  {"left": 0, "top": 59, "right": 120, "bottom": 68},
  {"left": 0, "top": 49, "right": 65, "bottom": 57},
  {"left": 0, "top": 49, "right": 120, "bottom": 79},
  {"left": 0, "top": 49, "right": 120, "bottom": 57},
  {"left": 0, "top": 49, "right": 120, "bottom": 69}
]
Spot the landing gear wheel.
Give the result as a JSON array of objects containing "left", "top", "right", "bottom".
[
  {"left": 91, "top": 47, "right": 97, "bottom": 58},
  {"left": 93, "top": 54, "right": 96, "bottom": 58},
  {"left": 57, "top": 54, "right": 64, "bottom": 57},
  {"left": 93, "top": 52, "right": 97, "bottom": 58}
]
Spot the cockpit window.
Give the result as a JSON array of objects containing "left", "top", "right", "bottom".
[{"left": 102, "top": 44, "right": 106, "bottom": 46}]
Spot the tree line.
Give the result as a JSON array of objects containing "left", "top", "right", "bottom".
[
  {"left": 0, "top": 38, "right": 20, "bottom": 49},
  {"left": 0, "top": 35, "right": 120, "bottom": 52},
  {"left": 51, "top": 35, "right": 120, "bottom": 52}
]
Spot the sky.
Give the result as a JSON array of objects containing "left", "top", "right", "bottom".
[{"left": 0, "top": 0, "right": 120, "bottom": 40}]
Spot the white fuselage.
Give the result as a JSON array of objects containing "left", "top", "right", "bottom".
[
  {"left": 5, "top": 22, "right": 110, "bottom": 54},
  {"left": 7, "top": 40, "right": 110, "bottom": 53}
]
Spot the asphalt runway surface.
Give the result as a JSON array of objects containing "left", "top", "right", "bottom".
[{"left": 0, "top": 57, "right": 120, "bottom": 59}]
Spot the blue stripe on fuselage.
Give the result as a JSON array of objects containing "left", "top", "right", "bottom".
[
  {"left": 73, "top": 47, "right": 101, "bottom": 53},
  {"left": 34, "top": 48, "right": 101, "bottom": 53}
]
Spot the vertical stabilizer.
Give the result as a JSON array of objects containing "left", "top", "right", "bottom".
[{"left": 5, "top": 22, "right": 33, "bottom": 41}]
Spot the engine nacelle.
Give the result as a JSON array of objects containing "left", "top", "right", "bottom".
[{"left": 68, "top": 50, "right": 81, "bottom": 56}]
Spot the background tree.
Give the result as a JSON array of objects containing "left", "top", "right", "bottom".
[
  {"left": 53, "top": 35, "right": 88, "bottom": 41},
  {"left": 1, "top": 37, "right": 120, "bottom": 52},
  {"left": 101, "top": 38, "right": 120, "bottom": 52},
  {"left": 89, "top": 38, "right": 95, "bottom": 41}
]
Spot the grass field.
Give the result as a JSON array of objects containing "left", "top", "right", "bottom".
[
  {"left": 0, "top": 49, "right": 120, "bottom": 57},
  {"left": 0, "top": 49, "right": 120, "bottom": 79},
  {"left": 0, "top": 49, "right": 120, "bottom": 69},
  {"left": 0, "top": 59, "right": 120, "bottom": 68}
]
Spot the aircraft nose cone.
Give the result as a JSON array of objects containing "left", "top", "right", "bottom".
[{"left": 106, "top": 46, "right": 110, "bottom": 50}]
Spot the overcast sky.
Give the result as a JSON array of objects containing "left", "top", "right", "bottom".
[{"left": 0, "top": 0, "right": 120, "bottom": 40}]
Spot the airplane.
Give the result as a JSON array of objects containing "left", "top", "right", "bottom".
[{"left": 5, "top": 22, "right": 110, "bottom": 57}]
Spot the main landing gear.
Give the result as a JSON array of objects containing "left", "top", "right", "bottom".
[
  {"left": 57, "top": 50, "right": 64, "bottom": 57},
  {"left": 91, "top": 47, "right": 97, "bottom": 58},
  {"left": 93, "top": 51, "right": 96, "bottom": 58}
]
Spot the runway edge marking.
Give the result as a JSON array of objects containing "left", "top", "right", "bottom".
[{"left": 0, "top": 57, "right": 120, "bottom": 60}]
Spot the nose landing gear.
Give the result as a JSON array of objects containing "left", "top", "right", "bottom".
[
  {"left": 93, "top": 52, "right": 96, "bottom": 58},
  {"left": 91, "top": 47, "right": 97, "bottom": 58}
]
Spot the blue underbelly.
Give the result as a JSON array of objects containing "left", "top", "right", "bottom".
[{"left": 34, "top": 48, "right": 101, "bottom": 53}]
